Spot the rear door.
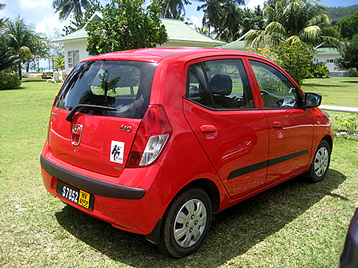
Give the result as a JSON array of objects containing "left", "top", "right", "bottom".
[
  {"left": 48, "top": 60, "right": 156, "bottom": 178},
  {"left": 183, "top": 58, "right": 269, "bottom": 199},
  {"left": 248, "top": 60, "right": 314, "bottom": 184}
]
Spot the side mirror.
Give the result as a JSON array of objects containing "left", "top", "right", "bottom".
[{"left": 304, "top": 93, "right": 322, "bottom": 108}]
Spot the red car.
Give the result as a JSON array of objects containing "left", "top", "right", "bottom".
[{"left": 41, "top": 47, "right": 333, "bottom": 257}]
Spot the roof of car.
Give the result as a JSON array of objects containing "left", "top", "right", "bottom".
[{"left": 84, "top": 47, "right": 259, "bottom": 63}]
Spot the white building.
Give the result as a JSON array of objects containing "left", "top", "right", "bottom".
[{"left": 313, "top": 45, "right": 348, "bottom": 77}]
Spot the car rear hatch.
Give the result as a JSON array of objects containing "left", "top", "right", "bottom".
[{"left": 48, "top": 60, "right": 157, "bottom": 178}]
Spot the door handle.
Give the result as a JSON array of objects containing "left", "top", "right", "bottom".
[
  {"left": 200, "top": 125, "right": 217, "bottom": 133},
  {"left": 273, "top": 121, "right": 283, "bottom": 128}
]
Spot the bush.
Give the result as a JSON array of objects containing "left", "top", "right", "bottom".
[
  {"left": 0, "top": 71, "right": 21, "bottom": 90},
  {"left": 335, "top": 113, "right": 358, "bottom": 134},
  {"left": 306, "top": 62, "right": 330, "bottom": 78},
  {"left": 348, "top": 68, "right": 358, "bottom": 77}
]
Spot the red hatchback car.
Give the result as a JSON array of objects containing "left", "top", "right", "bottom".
[{"left": 41, "top": 47, "right": 333, "bottom": 257}]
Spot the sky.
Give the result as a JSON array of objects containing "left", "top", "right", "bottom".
[{"left": 1, "top": 0, "right": 358, "bottom": 38}]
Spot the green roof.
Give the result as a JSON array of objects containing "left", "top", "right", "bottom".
[
  {"left": 53, "top": 28, "right": 88, "bottom": 42},
  {"left": 219, "top": 40, "right": 247, "bottom": 50},
  {"left": 315, "top": 47, "right": 340, "bottom": 54},
  {"left": 161, "top": 19, "right": 225, "bottom": 45}
]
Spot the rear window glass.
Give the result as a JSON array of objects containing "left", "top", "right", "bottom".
[{"left": 56, "top": 61, "right": 157, "bottom": 119}]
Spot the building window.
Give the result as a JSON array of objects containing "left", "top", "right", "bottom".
[
  {"left": 68, "top": 50, "right": 79, "bottom": 68},
  {"left": 326, "top": 59, "right": 334, "bottom": 63}
]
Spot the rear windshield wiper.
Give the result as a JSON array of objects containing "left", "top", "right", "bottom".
[{"left": 66, "top": 104, "right": 117, "bottom": 122}]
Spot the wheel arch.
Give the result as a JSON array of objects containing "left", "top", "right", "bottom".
[
  {"left": 144, "top": 178, "right": 221, "bottom": 246},
  {"left": 322, "top": 134, "right": 333, "bottom": 151},
  {"left": 181, "top": 178, "right": 221, "bottom": 214}
]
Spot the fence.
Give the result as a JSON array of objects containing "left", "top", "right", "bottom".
[{"left": 319, "top": 105, "right": 358, "bottom": 114}]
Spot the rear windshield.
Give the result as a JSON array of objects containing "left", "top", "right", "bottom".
[{"left": 55, "top": 60, "right": 157, "bottom": 119}]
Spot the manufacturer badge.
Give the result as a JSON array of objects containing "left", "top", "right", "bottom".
[{"left": 71, "top": 123, "right": 83, "bottom": 147}]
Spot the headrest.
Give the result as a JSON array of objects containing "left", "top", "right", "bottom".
[{"left": 210, "top": 74, "right": 232, "bottom": 96}]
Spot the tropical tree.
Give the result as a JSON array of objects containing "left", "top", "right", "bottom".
[
  {"left": 4, "top": 16, "right": 48, "bottom": 78},
  {"left": 0, "top": 4, "right": 19, "bottom": 71},
  {"left": 335, "top": 34, "right": 358, "bottom": 71},
  {"left": 158, "top": 0, "right": 191, "bottom": 19},
  {"left": 0, "top": 43, "right": 19, "bottom": 71},
  {"left": 338, "top": 11, "right": 358, "bottom": 40},
  {"left": 86, "top": 0, "right": 168, "bottom": 55},
  {"left": 197, "top": 0, "right": 224, "bottom": 36},
  {"left": 245, "top": 0, "right": 341, "bottom": 48},
  {"left": 62, "top": 0, "right": 103, "bottom": 35},
  {"left": 217, "top": 0, "right": 245, "bottom": 42},
  {"left": 237, "top": 6, "right": 264, "bottom": 37},
  {"left": 53, "top": 0, "right": 89, "bottom": 21},
  {"left": 198, "top": 0, "right": 244, "bottom": 41},
  {"left": 53, "top": 56, "right": 65, "bottom": 71}
]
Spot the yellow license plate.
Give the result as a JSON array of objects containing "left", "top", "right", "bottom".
[{"left": 78, "top": 190, "right": 90, "bottom": 209}]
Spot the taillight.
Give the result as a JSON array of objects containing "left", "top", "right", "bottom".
[
  {"left": 47, "top": 95, "right": 59, "bottom": 144},
  {"left": 126, "top": 105, "right": 172, "bottom": 167}
]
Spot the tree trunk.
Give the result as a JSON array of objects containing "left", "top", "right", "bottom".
[{"left": 18, "top": 62, "right": 22, "bottom": 80}]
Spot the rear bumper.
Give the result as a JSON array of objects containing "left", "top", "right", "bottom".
[
  {"left": 41, "top": 155, "right": 145, "bottom": 199},
  {"left": 40, "top": 153, "right": 179, "bottom": 235}
]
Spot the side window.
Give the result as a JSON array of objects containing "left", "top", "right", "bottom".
[
  {"left": 187, "top": 59, "right": 254, "bottom": 109},
  {"left": 249, "top": 60, "right": 301, "bottom": 108},
  {"left": 187, "top": 63, "right": 213, "bottom": 107}
]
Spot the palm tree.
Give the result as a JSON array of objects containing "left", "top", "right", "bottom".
[
  {"left": 218, "top": 0, "right": 245, "bottom": 42},
  {"left": 198, "top": 0, "right": 244, "bottom": 40},
  {"left": 245, "top": 0, "right": 340, "bottom": 48},
  {"left": 5, "top": 16, "right": 48, "bottom": 78},
  {"left": 197, "top": 0, "right": 224, "bottom": 36},
  {"left": 53, "top": 0, "right": 89, "bottom": 21},
  {"left": 0, "top": 43, "right": 19, "bottom": 71},
  {"left": 238, "top": 7, "right": 264, "bottom": 37},
  {"left": 159, "top": 0, "right": 191, "bottom": 19}
]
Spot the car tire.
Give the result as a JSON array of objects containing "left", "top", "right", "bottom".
[
  {"left": 308, "top": 140, "right": 331, "bottom": 182},
  {"left": 159, "top": 187, "right": 212, "bottom": 258}
]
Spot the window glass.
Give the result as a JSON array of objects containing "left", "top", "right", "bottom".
[
  {"left": 187, "top": 59, "right": 254, "bottom": 109},
  {"left": 68, "top": 50, "right": 79, "bottom": 68},
  {"left": 187, "top": 63, "right": 213, "bottom": 107},
  {"left": 250, "top": 60, "right": 301, "bottom": 108},
  {"left": 56, "top": 61, "right": 157, "bottom": 119}
]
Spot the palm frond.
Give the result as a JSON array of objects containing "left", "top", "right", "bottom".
[
  {"left": 299, "top": 25, "right": 321, "bottom": 45},
  {"left": 265, "top": 21, "right": 287, "bottom": 37}
]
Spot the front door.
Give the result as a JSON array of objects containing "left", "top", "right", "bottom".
[{"left": 249, "top": 60, "right": 314, "bottom": 184}]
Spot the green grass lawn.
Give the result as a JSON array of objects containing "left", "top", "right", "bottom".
[
  {"left": 301, "top": 77, "right": 358, "bottom": 107},
  {"left": 0, "top": 77, "right": 357, "bottom": 267}
]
